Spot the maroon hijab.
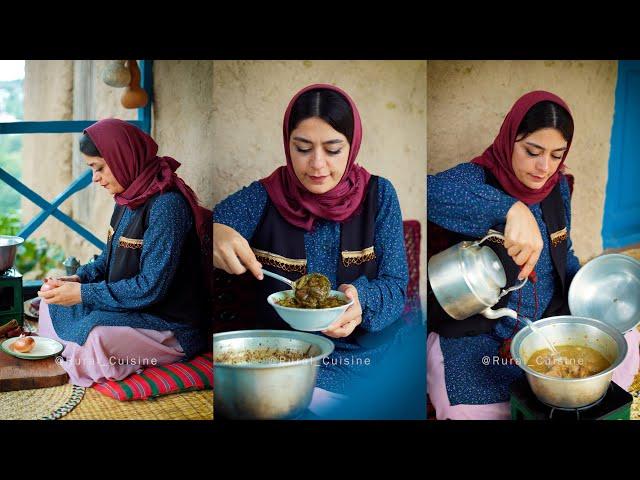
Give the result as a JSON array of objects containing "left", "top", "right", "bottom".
[
  {"left": 471, "top": 91, "right": 573, "bottom": 205},
  {"left": 85, "top": 119, "right": 213, "bottom": 292},
  {"left": 260, "top": 84, "right": 371, "bottom": 231}
]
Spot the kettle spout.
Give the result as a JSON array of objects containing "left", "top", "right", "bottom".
[{"left": 481, "top": 307, "right": 518, "bottom": 320}]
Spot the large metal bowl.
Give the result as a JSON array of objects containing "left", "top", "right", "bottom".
[
  {"left": 511, "top": 316, "right": 627, "bottom": 409},
  {"left": 0, "top": 236, "right": 24, "bottom": 273},
  {"left": 213, "top": 330, "right": 334, "bottom": 419},
  {"left": 569, "top": 253, "right": 640, "bottom": 333}
]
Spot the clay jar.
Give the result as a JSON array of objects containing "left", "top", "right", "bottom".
[
  {"left": 121, "top": 60, "right": 149, "bottom": 109},
  {"left": 101, "top": 60, "right": 131, "bottom": 88}
]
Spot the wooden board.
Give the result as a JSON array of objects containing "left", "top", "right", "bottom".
[{"left": 0, "top": 349, "right": 68, "bottom": 392}]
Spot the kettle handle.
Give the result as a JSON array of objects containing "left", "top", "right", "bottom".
[
  {"left": 472, "top": 232, "right": 505, "bottom": 247},
  {"left": 497, "top": 276, "right": 527, "bottom": 299},
  {"left": 472, "top": 232, "right": 529, "bottom": 298}
]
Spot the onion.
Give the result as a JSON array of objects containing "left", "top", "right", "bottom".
[{"left": 12, "top": 335, "right": 35, "bottom": 353}]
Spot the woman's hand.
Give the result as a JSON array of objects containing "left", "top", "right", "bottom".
[
  {"left": 213, "top": 223, "right": 264, "bottom": 280},
  {"left": 38, "top": 280, "right": 82, "bottom": 306},
  {"left": 504, "top": 201, "right": 543, "bottom": 280},
  {"left": 322, "top": 284, "right": 362, "bottom": 338}
]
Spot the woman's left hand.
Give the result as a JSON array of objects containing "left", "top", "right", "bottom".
[
  {"left": 322, "top": 284, "right": 362, "bottom": 338},
  {"left": 38, "top": 281, "right": 82, "bottom": 306}
]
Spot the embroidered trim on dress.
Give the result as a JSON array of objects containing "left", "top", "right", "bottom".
[
  {"left": 341, "top": 246, "right": 376, "bottom": 267},
  {"left": 107, "top": 226, "right": 114, "bottom": 243},
  {"left": 550, "top": 227, "right": 568, "bottom": 247},
  {"left": 252, "top": 248, "right": 307, "bottom": 274},
  {"left": 118, "top": 236, "right": 144, "bottom": 249}
]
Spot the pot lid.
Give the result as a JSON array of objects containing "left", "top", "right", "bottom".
[{"left": 569, "top": 254, "right": 640, "bottom": 334}]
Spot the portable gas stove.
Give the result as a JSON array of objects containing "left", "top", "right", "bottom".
[
  {"left": 510, "top": 376, "right": 632, "bottom": 420},
  {"left": 0, "top": 267, "right": 23, "bottom": 327}
]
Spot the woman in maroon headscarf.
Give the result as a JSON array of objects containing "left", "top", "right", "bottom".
[
  {"left": 36, "top": 119, "right": 211, "bottom": 387},
  {"left": 426, "top": 91, "right": 640, "bottom": 419},
  {"left": 213, "top": 84, "right": 409, "bottom": 397}
]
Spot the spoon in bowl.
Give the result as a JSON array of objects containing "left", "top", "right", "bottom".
[{"left": 261, "top": 268, "right": 296, "bottom": 289}]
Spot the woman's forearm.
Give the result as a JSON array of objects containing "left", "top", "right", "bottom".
[{"left": 428, "top": 163, "right": 517, "bottom": 237}]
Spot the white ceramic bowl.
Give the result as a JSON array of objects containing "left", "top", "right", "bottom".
[{"left": 267, "top": 290, "right": 353, "bottom": 331}]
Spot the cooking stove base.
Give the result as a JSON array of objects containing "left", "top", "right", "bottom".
[{"left": 510, "top": 376, "right": 632, "bottom": 420}]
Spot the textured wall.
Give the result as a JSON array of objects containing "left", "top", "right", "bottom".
[
  {"left": 151, "top": 61, "right": 215, "bottom": 208},
  {"left": 209, "top": 60, "right": 427, "bottom": 304},
  {"left": 427, "top": 60, "right": 618, "bottom": 262}
]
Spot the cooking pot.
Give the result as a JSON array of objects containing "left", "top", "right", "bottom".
[
  {"left": 510, "top": 315, "right": 627, "bottom": 409},
  {"left": 213, "top": 330, "right": 334, "bottom": 419},
  {"left": 0, "top": 236, "right": 24, "bottom": 273}
]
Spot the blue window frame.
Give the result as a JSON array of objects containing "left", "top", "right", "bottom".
[{"left": 0, "top": 60, "right": 153, "bottom": 251}]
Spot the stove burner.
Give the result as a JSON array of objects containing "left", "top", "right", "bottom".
[
  {"left": 510, "top": 377, "right": 633, "bottom": 420},
  {"left": 544, "top": 386, "right": 610, "bottom": 420},
  {"left": 0, "top": 268, "right": 19, "bottom": 278},
  {"left": 0, "top": 268, "right": 24, "bottom": 327}
]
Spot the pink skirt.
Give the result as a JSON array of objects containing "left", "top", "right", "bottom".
[
  {"left": 427, "top": 329, "right": 640, "bottom": 420},
  {"left": 39, "top": 302, "right": 186, "bottom": 387}
]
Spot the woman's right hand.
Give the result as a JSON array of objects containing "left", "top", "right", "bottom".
[
  {"left": 504, "top": 201, "right": 543, "bottom": 281},
  {"left": 213, "top": 223, "right": 264, "bottom": 280}
]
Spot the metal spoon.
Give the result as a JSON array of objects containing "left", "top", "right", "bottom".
[
  {"left": 261, "top": 268, "right": 296, "bottom": 289},
  {"left": 260, "top": 269, "right": 326, "bottom": 292},
  {"left": 518, "top": 314, "right": 559, "bottom": 356}
]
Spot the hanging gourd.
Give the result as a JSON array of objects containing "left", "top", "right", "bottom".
[
  {"left": 101, "top": 60, "right": 131, "bottom": 88},
  {"left": 120, "top": 60, "right": 149, "bottom": 109}
]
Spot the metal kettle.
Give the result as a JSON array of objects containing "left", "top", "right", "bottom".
[{"left": 427, "top": 233, "right": 526, "bottom": 321}]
